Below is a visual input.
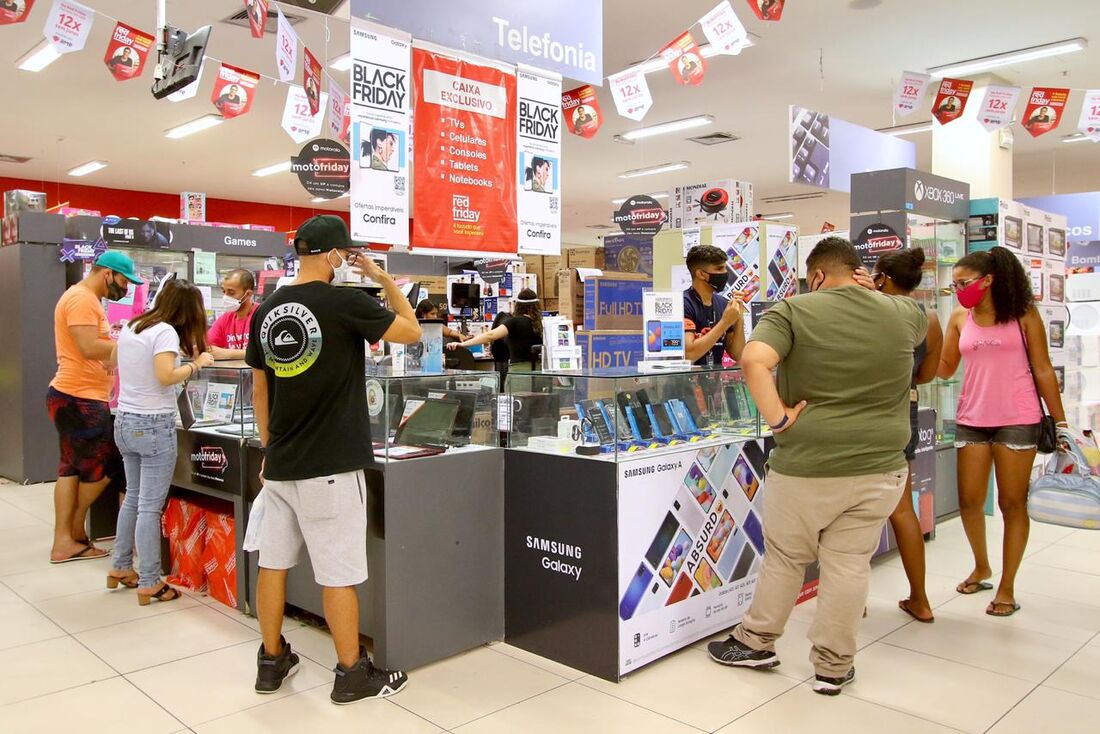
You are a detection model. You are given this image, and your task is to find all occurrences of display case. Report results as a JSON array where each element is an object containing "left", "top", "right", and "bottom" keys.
[
  {"left": 179, "top": 362, "right": 256, "bottom": 439},
  {"left": 365, "top": 366, "right": 500, "bottom": 461},
  {"left": 505, "top": 365, "right": 763, "bottom": 462}
]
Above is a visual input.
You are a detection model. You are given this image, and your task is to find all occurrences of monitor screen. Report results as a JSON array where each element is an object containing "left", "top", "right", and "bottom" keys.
[
  {"left": 394, "top": 398, "right": 460, "bottom": 447},
  {"left": 451, "top": 282, "right": 481, "bottom": 309}
]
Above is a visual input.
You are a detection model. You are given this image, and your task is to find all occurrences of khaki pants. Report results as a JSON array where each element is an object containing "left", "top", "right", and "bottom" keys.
[{"left": 733, "top": 468, "right": 906, "bottom": 678}]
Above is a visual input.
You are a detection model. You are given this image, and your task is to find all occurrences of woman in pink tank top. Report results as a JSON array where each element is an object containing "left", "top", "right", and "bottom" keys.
[{"left": 939, "top": 247, "right": 1066, "bottom": 618}]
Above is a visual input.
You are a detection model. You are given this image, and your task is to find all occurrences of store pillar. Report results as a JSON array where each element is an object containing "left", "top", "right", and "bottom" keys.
[{"left": 931, "top": 74, "right": 1014, "bottom": 200}]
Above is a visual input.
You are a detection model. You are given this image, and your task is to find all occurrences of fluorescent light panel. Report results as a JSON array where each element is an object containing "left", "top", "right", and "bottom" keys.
[
  {"left": 632, "top": 39, "right": 753, "bottom": 75},
  {"left": 616, "top": 115, "right": 714, "bottom": 142},
  {"left": 877, "top": 121, "right": 933, "bottom": 136},
  {"left": 618, "top": 161, "right": 690, "bottom": 179},
  {"left": 67, "top": 161, "right": 107, "bottom": 177},
  {"left": 611, "top": 192, "right": 669, "bottom": 205},
  {"left": 17, "top": 40, "right": 62, "bottom": 72},
  {"left": 1062, "top": 134, "right": 1094, "bottom": 144},
  {"left": 761, "top": 212, "right": 794, "bottom": 220},
  {"left": 329, "top": 52, "right": 352, "bottom": 71},
  {"left": 252, "top": 161, "right": 292, "bottom": 177},
  {"left": 928, "top": 37, "right": 1087, "bottom": 78},
  {"left": 164, "top": 114, "right": 224, "bottom": 139}
]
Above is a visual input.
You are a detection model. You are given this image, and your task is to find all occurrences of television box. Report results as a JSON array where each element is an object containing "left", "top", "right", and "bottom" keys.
[
  {"left": 576, "top": 330, "right": 645, "bottom": 370},
  {"left": 565, "top": 246, "right": 604, "bottom": 270},
  {"left": 557, "top": 269, "right": 586, "bottom": 326},
  {"left": 4, "top": 190, "right": 46, "bottom": 217},
  {"left": 583, "top": 272, "right": 651, "bottom": 331},
  {"left": 603, "top": 234, "right": 654, "bottom": 276}
]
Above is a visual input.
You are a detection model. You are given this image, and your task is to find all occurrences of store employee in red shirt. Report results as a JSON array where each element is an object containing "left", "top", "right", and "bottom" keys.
[
  {"left": 208, "top": 269, "right": 257, "bottom": 360},
  {"left": 684, "top": 245, "right": 746, "bottom": 366}
]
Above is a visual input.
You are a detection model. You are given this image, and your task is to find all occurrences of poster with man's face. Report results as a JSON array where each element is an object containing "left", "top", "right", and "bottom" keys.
[
  {"left": 211, "top": 63, "right": 259, "bottom": 119},
  {"left": 246, "top": 0, "right": 268, "bottom": 39},
  {"left": 104, "top": 22, "right": 154, "bottom": 81}
]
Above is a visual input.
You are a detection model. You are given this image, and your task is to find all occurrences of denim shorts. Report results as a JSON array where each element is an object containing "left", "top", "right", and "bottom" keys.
[{"left": 955, "top": 423, "right": 1040, "bottom": 451}]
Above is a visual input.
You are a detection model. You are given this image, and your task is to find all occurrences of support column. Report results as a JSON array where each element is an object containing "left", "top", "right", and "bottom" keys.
[{"left": 931, "top": 74, "right": 1014, "bottom": 200}]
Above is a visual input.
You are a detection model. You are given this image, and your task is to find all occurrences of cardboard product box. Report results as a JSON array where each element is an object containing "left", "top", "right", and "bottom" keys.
[
  {"left": 583, "top": 272, "right": 652, "bottom": 331},
  {"left": 540, "top": 256, "right": 562, "bottom": 297},
  {"left": 566, "top": 246, "right": 605, "bottom": 270},
  {"left": 603, "top": 234, "right": 654, "bottom": 276},
  {"left": 576, "top": 330, "right": 645, "bottom": 369},
  {"left": 412, "top": 274, "right": 449, "bottom": 295},
  {"left": 557, "top": 269, "right": 586, "bottom": 326},
  {"left": 3, "top": 189, "right": 46, "bottom": 217},
  {"left": 542, "top": 297, "right": 560, "bottom": 314},
  {"left": 520, "top": 255, "right": 543, "bottom": 281},
  {"left": 1044, "top": 258, "right": 1066, "bottom": 305}
]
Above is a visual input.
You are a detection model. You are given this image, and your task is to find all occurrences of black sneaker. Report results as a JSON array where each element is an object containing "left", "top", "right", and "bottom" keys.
[
  {"left": 331, "top": 648, "right": 409, "bottom": 705},
  {"left": 707, "top": 634, "right": 780, "bottom": 669},
  {"left": 813, "top": 667, "right": 856, "bottom": 696},
  {"left": 255, "top": 637, "right": 300, "bottom": 694}
]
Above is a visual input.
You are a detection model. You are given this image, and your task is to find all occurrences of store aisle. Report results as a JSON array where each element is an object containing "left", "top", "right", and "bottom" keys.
[{"left": 1, "top": 478, "right": 1098, "bottom": 734}]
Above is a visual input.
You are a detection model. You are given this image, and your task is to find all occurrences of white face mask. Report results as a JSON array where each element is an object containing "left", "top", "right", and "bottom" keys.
[
  {"left": 328, "top": 250, "right": 349, "bottom": 283},
  {"left": 221, "top": 294, "right": 243, "bottom": 311}
]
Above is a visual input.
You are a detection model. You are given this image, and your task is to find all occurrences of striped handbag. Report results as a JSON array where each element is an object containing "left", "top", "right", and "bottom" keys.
[{"left": 1028, "top": 430, "right": 1100, "bottom": 530}]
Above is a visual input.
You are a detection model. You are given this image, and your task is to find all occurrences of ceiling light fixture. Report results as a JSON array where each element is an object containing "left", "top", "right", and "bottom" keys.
[
  {"left": 67, "top": 161, "right": 108, "bottom": 177},
  {"left": 329, "top": 52, "right": 352, "bottom": 71},
  {"left": 877, "top": 121, "right": 933, "bottom": 136},
  {"left": 927, "top": 37, "right": 1087, "bottom": 78},
  {"left": 611, "top": 192, "right": 669, "bottom": 205},
  {"left": 614, "top": 115, "right": 714, "bottom": 144},
  {"left": 618, "top": 161, "right": 690, "bottom": 179},
  {"left": 631, "top": 39, "right": 754, "bottom": 75},
  {"left": 252, "top": 161, "right": 292, "bottom": 177},
  {"left": 1062, "top": 133, "right": 1094, "bottom": 144},
  {"left": 164, "top": 114, "right": 225, "bottom": 139},
  {"left": 17, "top": 39, "right": 62, "bottom": 72},
  {"left": 761, "top": 212, "right": 795, "bottom": 220}
]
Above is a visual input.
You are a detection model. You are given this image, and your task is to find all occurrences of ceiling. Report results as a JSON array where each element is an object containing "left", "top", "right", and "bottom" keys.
[{"left": 0, "top": 0, "right": 1097, "bottom": 242}]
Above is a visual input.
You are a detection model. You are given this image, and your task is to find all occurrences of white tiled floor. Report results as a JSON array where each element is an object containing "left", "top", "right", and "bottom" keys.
[{"left": 1, "top": 479, "right": 1098, "bottom": 734}]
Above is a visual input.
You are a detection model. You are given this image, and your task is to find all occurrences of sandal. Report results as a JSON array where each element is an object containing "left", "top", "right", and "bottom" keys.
[
  {"left": 956, "top": 580, "right": 993, "bottom": 595},
  {"left": 50, "top": 544, "right": 108, "bottom": 564},
  {"left": 138, "top": 583, "right": 181, "bottom": 606},
  {"left": 106, "top": 571, "right": 139, "bottom": 590},
  {"left": 986, "top": 601, "right": 1021, "bottom": 617},
  {"left": 899, "top": 599, "right": 935, "bottom": 623}
]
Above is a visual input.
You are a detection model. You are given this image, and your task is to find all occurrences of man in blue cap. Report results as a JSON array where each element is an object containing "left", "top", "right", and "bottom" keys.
[{"left": 48, "top": 251, "right": 143, "bottom": 564}]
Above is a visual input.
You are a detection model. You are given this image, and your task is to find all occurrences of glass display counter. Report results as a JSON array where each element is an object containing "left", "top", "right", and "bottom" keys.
[{"left": 179, "top": 361, "right": 256, "bottom": 440}]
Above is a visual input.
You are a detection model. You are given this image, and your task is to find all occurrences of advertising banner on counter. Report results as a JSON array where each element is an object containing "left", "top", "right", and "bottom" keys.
[
  {"left": 245, "top": 0, "right": 267, "bottom": 39},
  {"left": 0, "top": 0, "right": 35, "bottom": 25},
  {"left": 607, "top": 67, "right": 652, "bottom": 122},
  {"left": 976, "top": 84, "right": 1021, "bottom": 132},
  {"left": 104, "top": 22, "right": 153, "bottom": 81},
  {"left": 412, "top": 47, "right": 517, "bottom": 255},
  {"left": 563, "top": 85, "right": 602, "bottom": 139},
  {"left": 101, "top": 218, "right": 171, "bottom": 249},
  {"left": 701, "top": 1, "right": 749, "bottom": 55},
  {"left": 1022, "top": 87, "right": 1070, "bottom": 138},
  {"left": 932, "top": 78, "right": 973, "bottom": 126},
  {"left": 211, "top": 64, "right": 259, "bottom": 120},
  {"left": 893, "top": 71, "right": 932, "bottom": 118},
  {"left": 764, "top": 223, "right": 798, "bottom": 300},
  {"left": 303, "top": 47, "right": 323, "bottom": 117},
  {"left": 661, "top": 31, "right": 706, "bottom": 86},
  {"left": 281, "top": 86, "right": 328, "bottom": 144},
  {"left": 746, "top": 0, "right": 784, "bottom": 21},
  {"left": 642, "top": 291, "right": 684, "bottom": 359},
  {"left": 1078, "top": 90, "right": 1100, "bottom": 142},
  {"left": 349, "top": 20, "right": 411, "bottom": 247},
  {"left": 714, "top": 222, "right": 762, "bottom": 302},
  {"left": 45, "top": 0, "right": 94, "bottom": 53},
  {"left": 617, "top": 440, "right": 768, "bottom": 675},
  {"left": 517, "top": 65, "right": 562, "bottom": 256},
  {"left": 328, "top": 81, "right": 351, "bottom": 144},
  {"left": 275, "top": 7, "right": 297, "bottom": 83}
]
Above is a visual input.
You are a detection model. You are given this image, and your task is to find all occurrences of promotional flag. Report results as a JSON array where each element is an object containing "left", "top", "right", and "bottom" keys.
[
  {"left": 282, "top": 85, "right": 329, "bottom": 144},
  {"left": 517, "top": 65, "right": 562, "bottom": 256},
  {"left": 661, "top": 31, "right": 706, "bottom": 86},
  {"left": 893, "top": 71, "right": 932, "bottom": 118},
  {"left": 746, "top": 0, "right": 784, "bottom": 21},
  {"left": 607, "top": 67, "right": 652, "bottom": 122},
  {"left": 1021, "top": 87, "right": 1070, "bottom": 138},
  {"left": 328, "top": 81, "right": 351, "bottom": 144},
  {"left": 103, "top": 22, "right": 153, "bottom": 82},
  {"left": 244, "top": 0, "right": 267, "bottom": 39},
  {"left": 349, "top": 19, "right": 411, "bottom": 247},
  {"left": 700, "top": 1, "right": 749, "bottom": 55},
  {"left": 303, "top": 47, "right": 323, "bottom": 116},
  {"left": 976, "top": 85, "right": 1021, "bottom": 132},
  {"left": 45, "top": 0, "right": 93, "bottom": 54},
  {"left": 932, "top": 78, "right": 973, "bottom": 125},
  {"left": 211, "top": 63, "right": 259, "bottom": 120},
  {"left": 0, "top": 0, "right": 35, "bottom": 25},
  {"left": 1078, "top": 89, "right": 1100, "bottom": 142},
  {"left": 562, "top": 85, "right": 601, "bottom": 139},
  {"left": 275, "top": 7, "right": 297, "bottom": 83},
  {"left": 412, "top": 47, "right": 517, "bottom": 255}
]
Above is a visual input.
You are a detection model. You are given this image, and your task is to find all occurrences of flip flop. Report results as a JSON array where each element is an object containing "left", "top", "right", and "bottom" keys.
[
  {"left": 899, "top": 599, "right": 935, "bottom": 623},
  {"left": 50, "top": 544, "right": 108, "bottom": 564},
  {"left": 956, "top": 580, "right": 993, "bottom": 595},
  {"left": 986, "top": 601, "right": 1021, "bottom": 617}
]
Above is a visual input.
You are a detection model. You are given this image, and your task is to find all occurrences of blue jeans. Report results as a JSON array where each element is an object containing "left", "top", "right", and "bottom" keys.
[{"left": 112, "top": 412, "right": 177, "bottom": 588}]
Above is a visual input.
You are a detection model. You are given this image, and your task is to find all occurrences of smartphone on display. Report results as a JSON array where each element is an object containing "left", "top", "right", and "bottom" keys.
[
  {"left": 733, "top": 455, "right": 760, "bottom": 501},
  {"left": 644, "top": 512, "right": 680, "bottom": 569},
  {"left": 658, "top": 530, "right": 693, "bottom": 587},
  {"left": 730, "top": 542, "right": 756, "bottom": 582},
  {"left": 717, "top": 528, "right": 746, "bottom": 581},
  {"left": 635, "top": 578, "right": 671, "bottom": 616},
  {"left": 707, "top": 510, "right": 736, "bottom": 563},
  {"left": 665, "top": 572, "right": 694, "bottom": 606},
  {"left": 742, "top": 441, "right": 766, "bottom": 477},
  {"left": 618, "top": 392, "right": 653, "bottom": 439},
  {"left": 694, "top": 560, "right": 723, "bottom": 591},
  {"left": 683, "top": 463, "right": 716, "bottom": 512},
  {"left": 673, "top": 487, "right": 705, "bottom": 535},
  {"left": 646, "top": 320, "right": 662, "bottom": 353},
  {"left": 581, "top": 400, "right": 614, "bottom": 445},
  {"left": 619, "top": 564, "right": 654, "bottom": 621},
  {"left": 742, "top": 510, "right": 765, "bottom": 554}
]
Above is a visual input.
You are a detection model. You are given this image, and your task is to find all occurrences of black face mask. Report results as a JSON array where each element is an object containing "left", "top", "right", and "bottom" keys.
[
  {"left": 706, "top": 271, "right": 730, "bottom": 292},
  {"left": 106, "top": 276, "right": 127, "bottom": 302}
]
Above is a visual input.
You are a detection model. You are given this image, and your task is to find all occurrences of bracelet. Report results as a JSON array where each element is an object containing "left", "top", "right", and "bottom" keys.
[
  {"left": 187, "top": 363, "right": 197, "bottom": 378},
  {"left": 769, "top": 414, "right": 789, "bottom": 431}
]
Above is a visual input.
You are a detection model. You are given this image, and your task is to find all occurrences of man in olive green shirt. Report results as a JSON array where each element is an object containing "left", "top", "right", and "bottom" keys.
[{"left": 708, "top": 237, "right": 926, "bottom": 696}]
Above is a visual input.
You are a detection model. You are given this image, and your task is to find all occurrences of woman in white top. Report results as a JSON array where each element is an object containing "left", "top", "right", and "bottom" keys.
[{"left": 107, "top": 279, "right": 214, "bottom": 605}]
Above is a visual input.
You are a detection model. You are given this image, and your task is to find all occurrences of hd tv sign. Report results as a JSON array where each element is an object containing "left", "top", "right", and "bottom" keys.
[{"left": 350, "top": 0, "right": 604, "bottom": 85}]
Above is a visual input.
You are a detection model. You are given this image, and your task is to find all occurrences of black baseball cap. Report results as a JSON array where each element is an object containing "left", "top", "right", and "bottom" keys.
[{"left": 293, "top": 215, "right": 353, "bottom": 254}]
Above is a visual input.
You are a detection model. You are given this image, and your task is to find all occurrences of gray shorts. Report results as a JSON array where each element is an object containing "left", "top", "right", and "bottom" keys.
[
  {"left": 259, "top": 470, "right": 368, "bottom": 587},
  {"left": 955, "top": 423, "right": 1040, "bottom": 451}
]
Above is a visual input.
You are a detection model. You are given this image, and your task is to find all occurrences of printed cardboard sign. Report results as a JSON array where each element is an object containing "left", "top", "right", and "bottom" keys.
[
  {"left": 563, "top": 85, "right": 602, "bottom": 139},
  {"left": 1078, "top": 89, "right": 1100, "bottom": 142},
  {"left": 211, "top": 63, "right": 259, "bottom": 120},
  {"left": 104, "top": 22, "right": 153, "bottom": 81},
  {"left": 701, "top": 1, "right": 749, "bottom": 55},
  {"left": 661, "top": 31, "right": 706, "bottom": 86},
  {"left": 45, "top": 0, "right": 94, "bottom": 53},
  {"left": 0, "top": 0, "right": 35, "bottom": 26},
  {"left": 976, "top": 85, "right": 1021, "bottom": 132},
  {"left": 1021, "top": 87, "right": 1070, "bottom": 138},
  {"left": 608, "top": 67, "right": 652, "bottom": 122},
  {"left": 932, "top": 78, "right": 973, "bottom": 125},
  {"left": 746, "top": 0, "right": 784, "bottom": 21},
  {"left": 894, "top": 71, "right": 932, "bottom": 118},
  {"left": 245, "top": 0, "right": 268, "bottom": 39},
  {"left": 303, "top": 46, "right": 323, "bottom": 117}
]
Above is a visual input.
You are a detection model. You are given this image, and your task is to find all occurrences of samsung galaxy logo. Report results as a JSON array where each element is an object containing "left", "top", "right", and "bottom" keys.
[
  {"left": 623, "top": 460, "right": 682, "bottom": 479},
  {"left": 526, "top": 536, "right": 582, "bottom": 559},
  {"left": 224, "top": 236, "right": 257, "bottom": 248}
]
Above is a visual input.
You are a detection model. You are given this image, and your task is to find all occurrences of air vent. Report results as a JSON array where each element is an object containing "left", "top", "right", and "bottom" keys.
[
  {"left": 223, "top": 7, "right": 305, "bottom": 33},
  {"left": 0, "top": 154, "right": 32, "bottom": 164},
  {"left": 687, "top": 132, "right": 740, "bottom": 146}
]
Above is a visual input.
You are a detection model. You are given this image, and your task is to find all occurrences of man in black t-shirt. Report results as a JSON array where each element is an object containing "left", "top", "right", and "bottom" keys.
[
  {"left": 246, "top": 215, "right": 421, "bottom": 705},
  {"left": 683, "top": 245, "right": 746, "bottom": 366}
]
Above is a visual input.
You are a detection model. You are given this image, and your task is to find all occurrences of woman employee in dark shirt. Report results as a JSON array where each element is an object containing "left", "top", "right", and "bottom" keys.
[{"left": 447, "top": 289, "right": 542, "bottom": 371}]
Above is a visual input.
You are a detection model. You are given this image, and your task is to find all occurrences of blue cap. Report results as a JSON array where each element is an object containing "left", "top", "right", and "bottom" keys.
[{"left": 94, "top": 251, "right": 144, "bottom": 284}]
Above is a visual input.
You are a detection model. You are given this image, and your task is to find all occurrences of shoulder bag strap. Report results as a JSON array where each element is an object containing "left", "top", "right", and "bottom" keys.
[{"left": 1016, "top": 318, "right": 1049, "bottom": 419}]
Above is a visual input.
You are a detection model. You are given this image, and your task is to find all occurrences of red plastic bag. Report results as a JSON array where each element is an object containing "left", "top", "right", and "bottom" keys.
[
  {"left": 202, "top": 509, "right": 237, "bottom": 609},
  {"left": 162, "top": 498, "right": 207, "bottom": 592}
]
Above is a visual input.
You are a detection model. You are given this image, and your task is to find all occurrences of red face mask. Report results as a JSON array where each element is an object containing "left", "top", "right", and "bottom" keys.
[{"left": 955, "top": 279, "right": 986, "bottom": 309}]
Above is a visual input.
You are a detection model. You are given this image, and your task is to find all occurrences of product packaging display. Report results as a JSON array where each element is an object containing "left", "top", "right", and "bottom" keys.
[{"left": 177, "top": 363, "right": 256, "bottom": 439}]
